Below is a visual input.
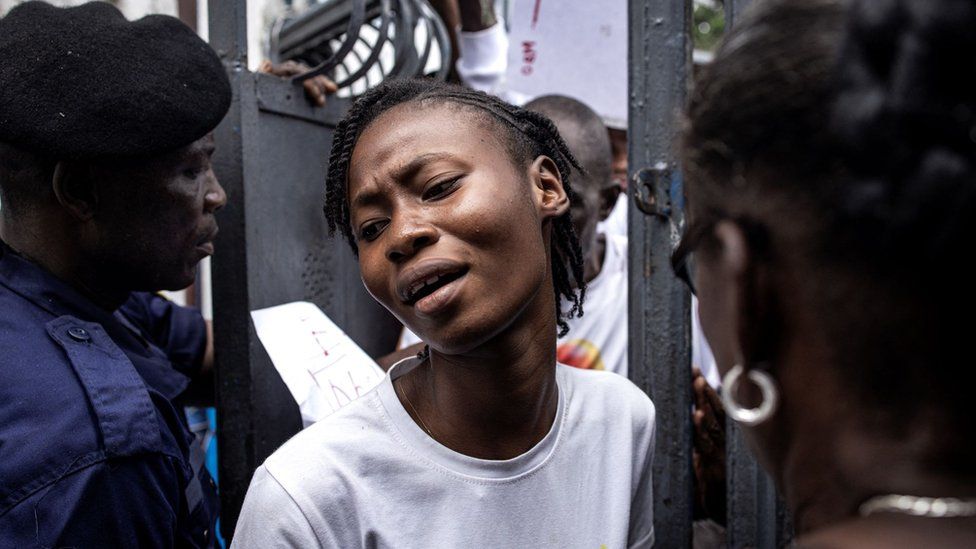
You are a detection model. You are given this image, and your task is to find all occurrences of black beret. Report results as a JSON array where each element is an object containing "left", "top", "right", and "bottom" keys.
[{"left": 0, "top": 1, "right": 231, "bottom": 160}]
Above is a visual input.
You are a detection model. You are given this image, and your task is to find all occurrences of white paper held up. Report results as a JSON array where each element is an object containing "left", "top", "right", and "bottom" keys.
[
  {"left": 250, "top": 301, "right": 385, "bottom": 427},
  {"left": 505, "top": 0, "right": 627, "bottom": 128}
]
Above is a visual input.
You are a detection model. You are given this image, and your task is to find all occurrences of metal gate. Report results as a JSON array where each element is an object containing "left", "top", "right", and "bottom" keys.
[
  {"left": 208, "top": 4, "right": 384, "bottom": 539},
  {"left": 207, "top": 0, "right": 453, "bottom": 539},
  {"left": 628, "top": 0, "right": 792, "bottom": 546}
]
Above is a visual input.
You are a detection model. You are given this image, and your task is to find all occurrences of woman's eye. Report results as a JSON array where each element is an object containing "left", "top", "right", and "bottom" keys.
[
  {"left": 422, "top": 177, "right": 461, "bottom": 201},
  {"left": 359, "top": 220, "right": 389, "bottom": 242}
]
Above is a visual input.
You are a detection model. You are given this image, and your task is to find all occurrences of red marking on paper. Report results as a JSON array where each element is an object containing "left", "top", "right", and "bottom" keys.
[
  {"left": 531, "top": 0, "right": 542, "bottom": 29},
  {"left": 521, "top": 40, "right": 537, "bottom": 76}
]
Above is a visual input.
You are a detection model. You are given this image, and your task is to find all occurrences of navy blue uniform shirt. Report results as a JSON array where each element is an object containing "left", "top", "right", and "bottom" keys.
[{"left": 0, "top": 241, "right": 218, "bottom": 547}]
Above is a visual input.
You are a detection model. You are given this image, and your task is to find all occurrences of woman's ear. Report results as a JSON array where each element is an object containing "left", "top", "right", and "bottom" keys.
[
  {"left": 51, "top": 161, "right": 98, "bottom": 221},
  {"left": 530, "top": 155, "right": 569, "bottom": 219},
  {"left": 710, "top": 221, "right": 780, "bottom": 368}
]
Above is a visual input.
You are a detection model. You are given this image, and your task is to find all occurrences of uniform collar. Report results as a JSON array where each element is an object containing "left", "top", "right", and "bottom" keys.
[{"left": 0, "top": 239, "right": 117, "bottom": 321}]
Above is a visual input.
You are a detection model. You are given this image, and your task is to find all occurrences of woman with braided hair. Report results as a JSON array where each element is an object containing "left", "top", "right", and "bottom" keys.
[
  {"left": 233, "top": 80, "right": 656, "bottom": 547},
  {"left": 679, "top": 0, "right": 976, "bottom": 545}
]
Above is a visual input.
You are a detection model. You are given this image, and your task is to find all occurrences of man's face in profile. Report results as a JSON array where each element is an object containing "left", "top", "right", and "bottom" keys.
[{"left": 84, "top": 134, "right": 225, "bottom": 291}]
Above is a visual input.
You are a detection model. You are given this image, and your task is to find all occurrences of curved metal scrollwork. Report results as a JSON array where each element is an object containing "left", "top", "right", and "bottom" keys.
[{"left": 271, "top": 0, "right": 452, "bottom": 96}]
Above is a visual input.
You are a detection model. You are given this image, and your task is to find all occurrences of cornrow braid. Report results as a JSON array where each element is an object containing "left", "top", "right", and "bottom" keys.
[{"left": 324, "top": 79, "right": 586, "bottom": 336}]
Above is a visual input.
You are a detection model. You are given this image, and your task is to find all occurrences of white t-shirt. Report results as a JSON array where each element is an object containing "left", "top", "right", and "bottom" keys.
[
  {"left": 556, "top": 233, "right": 628, "bottom": 376},
  {"left": 232, "top": 357, "right": 656, "bottom": 549},
  {"left": 691, "top": 296, "right": 721, "bottom": 389}
]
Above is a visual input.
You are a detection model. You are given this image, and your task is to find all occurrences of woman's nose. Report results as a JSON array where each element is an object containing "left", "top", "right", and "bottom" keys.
[{"left": 385, "top": 218, "right": 439, "bottom": 263}]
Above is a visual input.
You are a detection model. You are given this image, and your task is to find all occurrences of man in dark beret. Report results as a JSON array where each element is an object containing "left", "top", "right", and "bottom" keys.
[{"left": 0, "top": 2, "right": 231, "bottom": 546}]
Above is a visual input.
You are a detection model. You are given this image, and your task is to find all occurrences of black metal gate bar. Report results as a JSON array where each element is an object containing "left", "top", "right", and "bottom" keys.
[
  {"left": 628, "top": 0, "right": 694, "bottom": 546},
  {"left": 721, "top": 1, "right": 794, "bottom": 546},
  {"left": 726, "top": 421, "right": 794, "bottom": 547},
  {"left": 207, "top": 0, "right": 256, "bottom": 537},
  {"left": 724, "top": 0, "right": 750, "bottom": 26},
  {"left": 208, "top": 0, "right": 403, "bottom": 540}
]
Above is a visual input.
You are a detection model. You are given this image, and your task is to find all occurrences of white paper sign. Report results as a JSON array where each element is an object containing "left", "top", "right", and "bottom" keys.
[
  {"left": 505, "top": 0, "right": 628, "bottom": 128},
  {"left": 250, "top": 301, "right": 385, "bottom": 427}
]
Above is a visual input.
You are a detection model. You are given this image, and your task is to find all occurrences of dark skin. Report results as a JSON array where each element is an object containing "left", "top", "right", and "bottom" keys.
[
  {"left": 348, "top": 103, "right": 570, "bottom": 459},
  {"left": 692, "top": 219, "right": 976, "bottom": 546},
  {"left": 693, "top": 366, "right": 726, "bottom": 523},
  {"left": 0, "top": 134, "right": 224, "bottom": 400},
  {"left": 428, "top": 0, "right": 498, "bottom": 83},
  {"left": 376, "top": 100, "right": 618, "bottom": 368},
  {"left": 258, "top": 60, "right": 338, "bottom": 107},
  {"left": 565, "top": 149, "right": 612, "bottom": 286},
  {"left": 607, "top": 127, "right": 628, "bottom": 193}
]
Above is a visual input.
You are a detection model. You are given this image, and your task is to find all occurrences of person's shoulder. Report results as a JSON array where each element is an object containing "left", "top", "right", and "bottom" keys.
[
  {"left": 0, "top": 284, "right": 51, "bottom": 340},
  {"left": 262, "top": 389, "right": 394, "bottom": 488},
  {"left": 233, "top": 464, "right": 325, "bottom": 547},
  {"left": 252, "top": 390, "right": 395, "bottom": 542},
  {"left": 558, "top": 365, "right": 655, "bottom": 422},
  {"left": 0, "top": 287, "right": 101, "bottom": 442}
]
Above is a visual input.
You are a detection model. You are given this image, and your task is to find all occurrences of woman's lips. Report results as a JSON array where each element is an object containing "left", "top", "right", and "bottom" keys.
[
  {"left": 414, "top": 271, "right": 467, "bottom": 317},
  {"left": 396, "top": 258, "right": 468, "bottom": 303}
]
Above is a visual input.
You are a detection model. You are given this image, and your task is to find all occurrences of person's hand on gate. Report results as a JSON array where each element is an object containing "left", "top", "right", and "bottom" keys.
[
  {"left": 258, "top": 60, "right": 338, "bottom": 107},
  {"left": 692, "top": 367, "right": 727, "bottom": 524}
]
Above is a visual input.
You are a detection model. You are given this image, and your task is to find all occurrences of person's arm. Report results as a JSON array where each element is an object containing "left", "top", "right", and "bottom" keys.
[
  {"left": 628, "top": 390, "right": 657, "bottom": 549},
  {"left": 458, "top": 0, "right": 497, "bottom": 32},
  {"left": 428, "top": 0, "right": 499, "bottom": 85},
  {"left": 693, "top": 367, "right": 727, "bottom": 525},
  {"left": 120, "top": 292, "right": 214, "bottom": 405},
  {"left": 258, "top": 60, "right": 338, "bottom": 107},
  {"left": 452, "top": 0, "right": 508, "bottom": 94},
  {"left": 2, "top": 457, "right": 184, "bottom": 548}
]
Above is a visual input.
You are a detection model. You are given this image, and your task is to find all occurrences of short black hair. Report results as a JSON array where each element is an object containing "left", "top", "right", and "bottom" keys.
[
  {"left": 524, "top": 95, "right": 612, "bottom": 193},
  {"left": 324, "top": 79, "right": 586, "bottom": 336},
  {"left": 683, "top": 0, "right": 976, "bottom": 452},
  {"left": 0, "top": 141, "right": 56, "bottom": 220}
]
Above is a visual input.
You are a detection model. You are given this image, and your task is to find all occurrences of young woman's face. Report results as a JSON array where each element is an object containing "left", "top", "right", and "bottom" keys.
[{"left": 347, "top": 103, "right": 566, "bottom": 354}]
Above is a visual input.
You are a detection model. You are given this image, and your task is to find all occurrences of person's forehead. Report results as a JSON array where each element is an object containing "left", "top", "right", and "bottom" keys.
[
  {"left": 94, "top": 134, "right": 215, "bottom": 182},
  {"left": 349, "top": 102, "right": 508, "bottom": 179},
  {"left": 137, "top": 134, "right": 215, "bottom": 165}
]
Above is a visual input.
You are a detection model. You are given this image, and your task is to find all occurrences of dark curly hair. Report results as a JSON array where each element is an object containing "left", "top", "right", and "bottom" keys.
[
  {"left": 682, "top": 0, "right": 975, "bottom": 455},
  {"left": 323, "top": 79, "right": 586, "bottom": 336}
]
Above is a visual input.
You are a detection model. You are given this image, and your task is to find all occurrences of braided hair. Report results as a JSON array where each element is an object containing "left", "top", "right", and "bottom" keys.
[
  {"left": 682, "top": 0, "right": 976, "bottom": 445},
  {"left": 324, "top": 79, "right": 586, "bottom": 336}
]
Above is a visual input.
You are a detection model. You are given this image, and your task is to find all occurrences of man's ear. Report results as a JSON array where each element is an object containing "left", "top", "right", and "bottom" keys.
[
  {"left": 598, "top": 184, "right": 622, "bottom": 221},
  {"left": 530, "top": 155, "right": 569, "bottom": 219},
  {"left": 51, "top": 161, "right": 98, "bottom": 221}
]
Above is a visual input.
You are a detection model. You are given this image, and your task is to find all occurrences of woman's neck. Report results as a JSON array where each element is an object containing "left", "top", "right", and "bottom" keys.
[
  {"left": 396, "top": 296, "right": 560, "bottom": 460},
  {"left": 789, "top": 430, "right": 976, "bottom": 532},
  {"left": 780, "top": 378, "right": 976, "bottom": 534},
  {"left": 759, "top": 340, "right": 976, "bottom": 536}
]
